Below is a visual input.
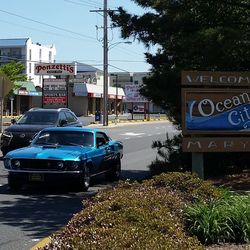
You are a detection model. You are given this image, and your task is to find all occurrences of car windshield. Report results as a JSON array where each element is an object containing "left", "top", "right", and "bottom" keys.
[
  {"left": 17, "top": 112, "right": 58, "bottom": 125},
  {"left": 33, "top": 131, "right": 94, "bottom": 147}
]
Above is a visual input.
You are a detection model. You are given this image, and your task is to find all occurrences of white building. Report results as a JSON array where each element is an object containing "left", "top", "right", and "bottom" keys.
[{"left": 0, "top": 38, "right": 56, "bottom": 86}]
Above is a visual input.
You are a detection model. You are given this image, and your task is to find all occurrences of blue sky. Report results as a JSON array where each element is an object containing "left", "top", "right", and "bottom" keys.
[{"left": 0, "top": 0, "right": 155, "bottom": 73}]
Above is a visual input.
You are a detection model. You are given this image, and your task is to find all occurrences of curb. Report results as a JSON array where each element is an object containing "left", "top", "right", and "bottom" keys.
[
  {"left": 30, "top": 237, "right": 51, "bottom": 250},
  {"left": 90, "top": 117, "right": 167, "bottom": 125}
]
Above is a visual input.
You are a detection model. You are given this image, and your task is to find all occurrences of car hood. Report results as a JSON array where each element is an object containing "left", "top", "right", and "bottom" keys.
[
  {"left": 5, "top": 145, "right": 93, "bottom": 161},
  {"left": 5, "top": 124, "right": 53, "bottom": 133}
]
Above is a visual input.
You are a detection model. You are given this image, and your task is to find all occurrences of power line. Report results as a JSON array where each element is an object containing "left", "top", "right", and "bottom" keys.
[
  {"left": 0, "top": 8, "right": 96, "bottom": 41},
  {"left": 64, "top": 0, "right": 100, "bottom": 8},
  {"left": 109, "top": 64, "right": 131, "bottom": 73},
  {"left": 0, "top": 19, "right": 97, "bottom": 43}
]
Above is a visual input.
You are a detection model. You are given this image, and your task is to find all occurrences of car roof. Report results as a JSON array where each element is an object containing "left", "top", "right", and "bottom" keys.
[
  {"left": 40, "top": 127, "right": 102, "bottom": 133},
  {"left": 27, "top": 108, "right": 72, "bottom": 113}
]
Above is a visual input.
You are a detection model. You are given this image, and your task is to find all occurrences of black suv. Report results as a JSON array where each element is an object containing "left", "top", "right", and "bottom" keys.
[{"left": 1, "top": 108, "right": 82, "bottom": 156}]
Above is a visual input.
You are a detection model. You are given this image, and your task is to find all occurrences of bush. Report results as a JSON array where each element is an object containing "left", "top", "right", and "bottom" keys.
[
  {"left": 44, "top": 172, "right": 220, "bottom": 250},
  {"left": 184, "top": 192, "right": 250, "bottom": 245},
  {"left": 149, "top": 133, "right": 191, "bottom": 175},
  {"left": 44, "top": 173, "right": 249, "bottom": 250}
]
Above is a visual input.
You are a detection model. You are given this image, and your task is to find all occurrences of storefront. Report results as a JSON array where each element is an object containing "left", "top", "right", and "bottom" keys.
[
  {"left": 72, "top": 83, "right": 125, "bottom": 116},
  {"left": 11, "top": 81, "right": 42, "bottom": 115}
]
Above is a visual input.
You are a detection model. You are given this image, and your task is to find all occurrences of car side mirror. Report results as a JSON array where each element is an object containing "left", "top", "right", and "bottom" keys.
[
  {"left": 59, "top": 119, "right": 67, "bottom": 127},
  {"left": 11, "top": 118, "right": 16, "bottom": 124}
]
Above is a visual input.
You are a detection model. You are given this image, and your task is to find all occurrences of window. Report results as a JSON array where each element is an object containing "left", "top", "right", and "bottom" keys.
[
  {"left": 17, "top": 111, "right": 58, "bottom": 125},
  {"left": 96, "top": 132, "right": 109, "bottom": 147},
  {"left": 64, "top": 111, "right": 77, "bottom": 123},
  {"left": 59, "top": 111, "right": 67, "bottom": 123},
  {"left": 29, "top": 63, "right": 31, "bottom": 74},
  {"left": 34, "top": 131, "right": 94, "bottom": 147},
  {"left": 29, "top": 49, "right": 32, "bottom": 61}
]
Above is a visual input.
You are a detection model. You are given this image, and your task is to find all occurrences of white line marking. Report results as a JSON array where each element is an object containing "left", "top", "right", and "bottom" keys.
[{"left": 121, "top": 132, "right": 145, "bottom": 136}]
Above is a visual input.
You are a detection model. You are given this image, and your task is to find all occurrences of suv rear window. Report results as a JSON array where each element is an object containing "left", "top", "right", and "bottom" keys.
[{"left": 17, "top": 111, "right": 58, "bottom": 125}]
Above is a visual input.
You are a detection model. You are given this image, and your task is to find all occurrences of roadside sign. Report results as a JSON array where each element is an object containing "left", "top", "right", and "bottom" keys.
[
  {"left": 34, "top": 63, "right": 77, "bottom": 75},
  {"left": 0, "top": 73, "right": 13, "bottom": 98}
]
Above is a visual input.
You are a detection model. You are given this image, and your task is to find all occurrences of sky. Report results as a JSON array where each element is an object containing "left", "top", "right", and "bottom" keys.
[{"left": 0, "top": 0, "right": 155, "bottom": 73}]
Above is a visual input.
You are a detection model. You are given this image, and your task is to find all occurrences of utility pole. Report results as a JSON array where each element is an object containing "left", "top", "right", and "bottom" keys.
[
  {"left": 90, "top": 0, "right": 110, "bottom": 126},
  {"left": 90, "top": 3, "right": 130, "bottom": 126},
  {"left": 103, "top": 0, "right": 108, "bottom": 126}
]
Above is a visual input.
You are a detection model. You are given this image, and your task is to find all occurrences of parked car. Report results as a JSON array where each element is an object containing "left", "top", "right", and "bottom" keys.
[
  {"left": 3, "top": 127, "right": 123, "bottom": 191},
  {"left": 1, "top": 108, "right": 82, "bottom": 156}
]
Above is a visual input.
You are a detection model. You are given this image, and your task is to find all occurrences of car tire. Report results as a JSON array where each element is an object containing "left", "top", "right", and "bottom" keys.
[
  {"left": 80, "top": 164, "right": 90, "bottom": 192},
  {"left": 8, "top": 175, "right": 22, "bottom": 190},
  {"left": 106, "top": 157, "right": 121, "bottom": 182}
]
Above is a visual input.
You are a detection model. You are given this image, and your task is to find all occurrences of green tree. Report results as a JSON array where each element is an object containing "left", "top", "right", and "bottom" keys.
[
  {"left": 0, "top": 61, "right": 27, "bottom": 84},
  {"left": 0, "top": 61, "right": 27, "bottom": 111},
  {"left": 110, "top": 0, "right": 250, "bottom": 125}
]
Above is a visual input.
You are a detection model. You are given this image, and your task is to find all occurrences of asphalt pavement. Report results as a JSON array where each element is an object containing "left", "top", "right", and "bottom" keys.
[{"left": 1, "top": 113, "right": 167, "bottom": 131}]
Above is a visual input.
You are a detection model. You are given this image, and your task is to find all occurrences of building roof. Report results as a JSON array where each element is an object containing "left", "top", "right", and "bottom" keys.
[
  {"left": 0, "top": 38, "right": 29, "bottom": 47},
  {"left": 14, "top": 81, "right": 42, "bottom": 96},
  {"left": 75, "top": 62, "right": 101, "bottom": 73}
]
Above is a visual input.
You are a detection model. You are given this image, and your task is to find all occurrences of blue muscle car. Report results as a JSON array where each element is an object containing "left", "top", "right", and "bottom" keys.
[{"left": 4, "top": 127, "right": 123, "bottom": 191}]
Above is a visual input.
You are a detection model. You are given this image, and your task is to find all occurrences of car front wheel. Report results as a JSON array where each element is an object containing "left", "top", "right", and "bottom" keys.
[
  {"left": 80, "top": 165, "right": 90, "bottom": 192},
  {"left": 106, "top": 158, "right": 121, "bottom": 181}
]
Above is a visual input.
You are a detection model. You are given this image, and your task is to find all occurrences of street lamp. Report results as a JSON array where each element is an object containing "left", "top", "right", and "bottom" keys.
[{"left": 102, "top": 40, "right": 132, "bottom": 126}]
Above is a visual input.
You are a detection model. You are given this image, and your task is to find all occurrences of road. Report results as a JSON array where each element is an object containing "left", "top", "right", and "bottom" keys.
[{"left": 0, "top": 120, "right": 178, "bottom": 250}]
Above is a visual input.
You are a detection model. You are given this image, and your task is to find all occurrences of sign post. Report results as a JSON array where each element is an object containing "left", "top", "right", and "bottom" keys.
[{"left": 0, "top": 74, "right": 13, "bottom": 133}]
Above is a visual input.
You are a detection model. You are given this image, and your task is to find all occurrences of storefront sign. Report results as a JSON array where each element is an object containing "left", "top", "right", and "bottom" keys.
[
  {"left": 43, "top": 79, "right": 67, "bottom": 91},
  {"left": 43, "top": 79, "right": 67, "bottom": 108},
  {"left": 183, "top": 137, "right": 250, "bottom": 152},
  {"left": 18, "top": 90, "right": 29, "bottom": 95},
  {"left": 182, "top": 71, "right": 250, "bottom": 86},
  {"left": 43, "top": 95, "right": 67, "bottom": 104},
  {"left": 133, "top": 105, "right": 144, "bottom": 113},
  {"left": 182, "top": 88, "right": 250, "bottom": 135},
  {"left": 124, "top": 84, "right": 148, "bottom": 102},
  {"left": 35, "top": 63, "right": 77, "bottom": 75}
]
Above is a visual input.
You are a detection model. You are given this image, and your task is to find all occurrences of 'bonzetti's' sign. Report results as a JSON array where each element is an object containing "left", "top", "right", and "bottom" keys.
[
  {"left": 182, "top": 88, "right": 250, "bottom": 135},
  {"left": 182, "top": 71, "right": 250, "bottom": 86},
  {"left": 34, "top": 63, "right": 77, "bottom": 75}
]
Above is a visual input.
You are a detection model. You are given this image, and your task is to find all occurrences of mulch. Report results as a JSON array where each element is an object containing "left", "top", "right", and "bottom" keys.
[{"left": 208, "top": 169, "right": 250, "bottom": 193}]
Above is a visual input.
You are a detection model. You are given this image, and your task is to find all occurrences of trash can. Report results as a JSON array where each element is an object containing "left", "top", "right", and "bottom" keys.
[{"left": 95, "top": 111, "right": 101, "bottom": 122}]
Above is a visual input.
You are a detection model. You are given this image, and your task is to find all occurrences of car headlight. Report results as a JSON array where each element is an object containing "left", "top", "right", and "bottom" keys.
[
  {"left": 57, "top": 161, "right": 65, "bottom": 170},
  {"left": 13, "top": 160, "right": 20, "bottom": 169},
  {"left": 4, "top": 158, "right": 11, "bottom": 169},
  {"left": 2, "top": 131, "right": 13, "bottom": 138},
  {"left": 67, "top": 161, "right": 80, "bottom": 171}
]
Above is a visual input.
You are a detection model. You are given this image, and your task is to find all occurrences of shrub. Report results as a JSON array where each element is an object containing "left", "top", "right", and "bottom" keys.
[
  {"left": 44, "top": 173, "right": 247, "bottom": 250},
  {"left": 149, "top": 133, "right": 191, "bottom": 175},
  {"left": 43, "top": 173, "right": 213, "bottom": 250},
  {"left": 184, "top": 192, "right": 250, "bottom": 245}
]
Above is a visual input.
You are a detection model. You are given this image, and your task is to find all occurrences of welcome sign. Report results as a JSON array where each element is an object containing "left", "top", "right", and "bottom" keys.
[{"left": 182, "top": 88, "right": 250, "bottom": 135}]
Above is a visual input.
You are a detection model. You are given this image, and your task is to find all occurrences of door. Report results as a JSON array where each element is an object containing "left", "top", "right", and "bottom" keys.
[{"left": 95, "top": 132, "right": 114, "bottom": 172}]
